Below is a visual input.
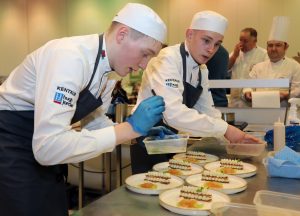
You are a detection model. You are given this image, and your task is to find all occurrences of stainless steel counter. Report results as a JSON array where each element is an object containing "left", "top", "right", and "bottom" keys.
[{"left": 76, "top": 138, "right": 300, "bottom": 216}]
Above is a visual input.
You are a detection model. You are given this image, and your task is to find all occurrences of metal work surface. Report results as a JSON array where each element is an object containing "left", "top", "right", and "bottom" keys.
[{"left": 76, "top": 138, "right": 300, "bottom": 216}]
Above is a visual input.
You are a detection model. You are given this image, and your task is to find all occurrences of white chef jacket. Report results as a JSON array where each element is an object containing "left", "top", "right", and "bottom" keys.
[
  {"left": 243, "top": 57, "right": 300, "bottom": 98},
  {"left": 135, "top": 43, "right": 228, "bottom": 137},
  {"left": 0, "top": 34, "right": 118, "bottom": 165},
  {"left": 230, "top": 47, "right": 268, "bottom": 106},
  {"left": 230, "top": 46, "right": 268, "bottom": 79}
]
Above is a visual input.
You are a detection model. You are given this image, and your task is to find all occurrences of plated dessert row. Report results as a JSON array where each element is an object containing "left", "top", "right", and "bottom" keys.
[
  {"left": 173, "top": 151, "right": 219, "bottom": 164},
  {"left": 125, "top": 152, "right": 258, "bottom": 215},
  {"left": 153, "top": 157, "right": 257, "bottom": 179}
]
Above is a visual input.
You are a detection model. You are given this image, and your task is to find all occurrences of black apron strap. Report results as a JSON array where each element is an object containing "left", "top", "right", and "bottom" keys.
[
  {"left": 179, "top": 42, "right": 203, "bottom": 108},
  {"left": 180, "top": 42, "right": 188, "bottom": 105},
  {"left": 86, "top": 34, "right": 103, "bottom": 89},
  {"left": 71, "top": 34, "right": 104, "bottom": 124}
]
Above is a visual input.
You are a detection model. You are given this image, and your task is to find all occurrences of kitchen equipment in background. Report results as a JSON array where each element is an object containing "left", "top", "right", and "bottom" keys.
[
  {"left": 252, "top": 91, "right": 280, "bottom": 108},
  {"left": 222, "top": 112, "right": 248, "bottom": 130},
  {"left": 222, "top": 112, "right": 235, "bottom": 124}
]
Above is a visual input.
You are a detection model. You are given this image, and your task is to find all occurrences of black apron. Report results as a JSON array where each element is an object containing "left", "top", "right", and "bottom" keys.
[
  {"left": 130, "top": 43, "right": 204, "bottom": 174},
  {"left": 0, "top": 34, "right": 104, "bottom": 216},
  {"left": 159, "top": 42, "right": 204, "bottom": 131}
]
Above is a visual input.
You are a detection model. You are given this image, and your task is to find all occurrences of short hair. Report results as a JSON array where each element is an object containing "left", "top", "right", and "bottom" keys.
[{"left": 241, "top": 27, "right": 258, "bottom": 39}]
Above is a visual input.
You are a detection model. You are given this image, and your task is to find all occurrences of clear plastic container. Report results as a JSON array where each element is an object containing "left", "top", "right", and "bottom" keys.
[
  {"left": 211, "top": 202, "right": 279, "bottom": 216},
  {"left": 246, "top": 131, "right": 266, "bottom": 141},
  {"left": 225, "top": 142, "right": 266, "bottom": 157},
  {"left": 253, "top": 190, "right": 300, "bottom": 216},
  {"left": 143, "top": 134, "right": 188, "bottom": 155}
]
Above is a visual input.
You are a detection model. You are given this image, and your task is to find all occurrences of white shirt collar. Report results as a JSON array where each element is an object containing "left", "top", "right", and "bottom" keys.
[
  {"left": 184, "top": 41, "right": 199, "bottom": 69},
  {"left": 102, "top": 34, "right": 112, "bottom": 72}
]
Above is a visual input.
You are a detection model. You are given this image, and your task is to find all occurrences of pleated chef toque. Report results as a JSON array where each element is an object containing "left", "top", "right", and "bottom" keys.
[
  {"left": 190, "top": 10, "right": 228, "bottom": 36},
  {"left": 268, "top": 16, "right": 290, "bottom": 43},
  {"left": 113, "top": 3, "right": 167, "bottom": 44}
]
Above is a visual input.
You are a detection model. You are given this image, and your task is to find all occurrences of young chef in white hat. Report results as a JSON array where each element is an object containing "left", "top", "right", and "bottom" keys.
[
  {"left": 244, "top": 16, "right": 300, "bottom": 106},
  {"left": 131, "top": 10, "right": 259, "bottom": 174},
  {"left": 0, "top": 3, "right": 170, "bottom": 215}
]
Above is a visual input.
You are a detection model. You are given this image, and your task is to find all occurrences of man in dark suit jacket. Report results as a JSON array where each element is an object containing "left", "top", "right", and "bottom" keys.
[{"left": 207, "top": 45, "right": 229, "bottom": 107}]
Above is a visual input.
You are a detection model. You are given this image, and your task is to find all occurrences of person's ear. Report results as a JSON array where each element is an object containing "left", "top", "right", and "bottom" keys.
[
  {"left": 116, "top": 26, "right": 129, "bottom": 44},
  {"left": 186, "top": 29, "right": 193, "bottom": 41},
  {"left": 284, "top": 43, "right": 289, "bottom": 50}
]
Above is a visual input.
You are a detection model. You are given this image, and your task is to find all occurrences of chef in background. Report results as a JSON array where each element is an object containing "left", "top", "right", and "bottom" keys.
[
  {"left": 0, "top": 3, "right": 170, "bottom": 216},
  {"left": 131, "top": 11, "right": 259, "bottom": 174},
  {"left": 243, "top": 16, "right": 300, "bottom": 106},
  {"left": 229, "top": 27, "right": 268, "bottom": 107}
]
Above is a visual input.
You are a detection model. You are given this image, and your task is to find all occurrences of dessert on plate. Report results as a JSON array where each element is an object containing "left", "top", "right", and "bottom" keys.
[
  {"left": 219, "top": 159, "right": 243, "bottom": 174},
  {"left": 201, "top": 171, "right": 229, "bottom": 189},
  {"left": 186, "top": 151, "right": 207, "bottom": 161},
  {"left": 140, "top": 171, "right": 171, "bottom": 189},
  {"left": 168, "top": 159, "right": 192, "bottom": 176},
  {"left": 177, "top": 186, "right": 212, "bottom": 208}
]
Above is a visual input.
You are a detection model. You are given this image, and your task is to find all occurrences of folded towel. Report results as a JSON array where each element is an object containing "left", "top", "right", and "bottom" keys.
[
  {"left": 274, "top": 146, "right": 300, "bottom": 164},
  {"left": 266, "top": 146, "right": 300, "bottom": 178}
]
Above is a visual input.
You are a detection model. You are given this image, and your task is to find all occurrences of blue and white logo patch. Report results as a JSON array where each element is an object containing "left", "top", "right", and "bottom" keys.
[
  {"left": 165, "top": 78, "right": 179, "bottom": 88},
  {"left": 53, "top": 92, "right": 64, "bottom": 104},
  {"left": 53, "top": 86, "right": 76, "bottom": 107}
]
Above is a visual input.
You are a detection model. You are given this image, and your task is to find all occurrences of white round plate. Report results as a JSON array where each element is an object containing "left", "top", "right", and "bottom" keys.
[
  {"left": 153, "top": 162, "right": 203, "bottom": 179},
  {"left": 173, "top": 153, "right": 219, "bottom": 165},
  {"left": 185, "top": 173, "right": 247, "bottom": 194},
  {"left": 204, "top": 161, "right": 257, "bottom": 178},
  {"left": 125, "top": 173, "right": 184, "bottom": 195},
  {"left": 159, "top": 187, "right": 230, "bottom": 216}
]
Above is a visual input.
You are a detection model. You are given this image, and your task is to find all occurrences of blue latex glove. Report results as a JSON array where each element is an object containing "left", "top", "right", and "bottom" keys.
[
  {"left": 147, "top": 126, "right": 175, "bottom": 139},
  {"left": 127, "top": 96, "right": 165, "bottom": 135}
]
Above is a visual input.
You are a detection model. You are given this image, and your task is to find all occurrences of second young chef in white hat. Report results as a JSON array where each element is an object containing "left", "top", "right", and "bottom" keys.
[{"left": 131, "top": 10, "right": 259, "bottom": 174}]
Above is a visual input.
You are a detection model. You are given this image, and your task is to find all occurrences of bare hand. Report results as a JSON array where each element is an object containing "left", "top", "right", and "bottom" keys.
[
  {"left": 280, "top": 91, "right": 289, "bottom": 101},
  {"left": 224, "top": 125, "right": 260, "bottom": 144},
  {"left": 232, "top": 43, "right": 241, "bottom": 58},
  {"left": 244, "top": 92, "right": 252, "bottom": 102}
]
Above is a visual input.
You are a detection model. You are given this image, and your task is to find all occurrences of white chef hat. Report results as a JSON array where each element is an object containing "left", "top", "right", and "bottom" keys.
[
  {"left": 190, "top": 10, "right": 228, "bottom": 35},
  {"left": 113, "top": 3, "right": 167, "bottom": 43},
  {"left": 268, "top": 16, "right": 290, "bottom": 43}
]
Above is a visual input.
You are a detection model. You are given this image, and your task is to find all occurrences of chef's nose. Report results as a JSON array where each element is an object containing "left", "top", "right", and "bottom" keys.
[
  {"left": 207, "top": 44, "right": 216, "bottom": 54},
  {"left": 139, "top": 59, "right": 149, "bottom": 70}
]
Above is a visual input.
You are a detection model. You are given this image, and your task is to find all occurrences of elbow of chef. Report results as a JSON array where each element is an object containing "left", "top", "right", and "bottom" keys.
[{"left": 32, "top": 136, "right": 63, "bottom": 166}]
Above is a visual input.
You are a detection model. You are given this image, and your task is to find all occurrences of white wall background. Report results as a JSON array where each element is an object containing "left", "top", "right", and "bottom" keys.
[{"left": 1, "top": 0, "right": 300, "bottom": 76}]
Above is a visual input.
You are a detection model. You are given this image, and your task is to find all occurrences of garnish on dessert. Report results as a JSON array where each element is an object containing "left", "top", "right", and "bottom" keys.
[
  {"left": 139, "top": 182, "right": 157, "bottom": 189},
  {"left": 167, "top": 169, "right": 183, "bottom": 176},
  {"left": 177, "top": 199, "right": 204, "bottom": 208}
]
